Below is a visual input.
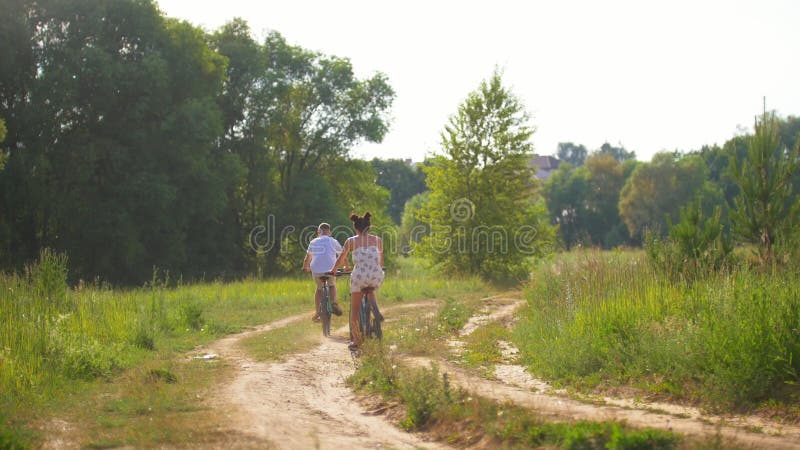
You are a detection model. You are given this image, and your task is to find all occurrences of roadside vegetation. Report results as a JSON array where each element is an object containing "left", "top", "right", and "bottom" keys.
[
  {"left": 349, "top": 301, "right": 681, "bottom": 449},
  {"left": 513, "top": 248, "right": 800, "bottom": 416}
]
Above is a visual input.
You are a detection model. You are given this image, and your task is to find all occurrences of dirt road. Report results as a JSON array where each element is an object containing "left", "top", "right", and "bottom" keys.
[{"left": 203, "top": 302, "right": 449, "bottom": 450}]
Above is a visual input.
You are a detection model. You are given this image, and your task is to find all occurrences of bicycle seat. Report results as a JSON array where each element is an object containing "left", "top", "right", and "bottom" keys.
[
  {"left": 319, "top": 275, "right": 331, "bottom": 281},
  {"left": 361, "top": 286, "right": 375, "bottom": 293}
]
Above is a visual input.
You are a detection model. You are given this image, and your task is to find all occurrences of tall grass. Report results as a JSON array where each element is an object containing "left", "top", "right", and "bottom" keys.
[
  {"left": 0, "top": 250, "right": 327, "bottom": 429},
  {"left": 0, "top": 252, "right": 490, "bottom": 448},
  {"left": 0, "top": 253, "right": 486, "bottom": 408},
  {"left": 513, "top": 249, "right": 800, "bottom": 410}
]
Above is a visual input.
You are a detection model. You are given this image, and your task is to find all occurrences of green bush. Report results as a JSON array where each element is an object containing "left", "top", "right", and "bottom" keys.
[
  {"left": 398, "top": 363, "right": 452, "bottom": 430},
  {"left": 436, "top": 297, "right": 471, "bottom": 333},
  {"left": 645, "top": 201, "right": 733, "bottom": 280}
]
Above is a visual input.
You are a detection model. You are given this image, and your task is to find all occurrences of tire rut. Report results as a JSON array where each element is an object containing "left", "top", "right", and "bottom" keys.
[
  {"left": 201, "top": 301, "right": 450, "bottom": 449},
  {"left": 424, "top": 294, "right": 800, "bottom": 449}
]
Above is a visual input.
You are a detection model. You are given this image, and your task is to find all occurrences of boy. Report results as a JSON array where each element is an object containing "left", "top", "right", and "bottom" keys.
[{"left": 303, "top": 222, "right": 343, "bottom": 321}]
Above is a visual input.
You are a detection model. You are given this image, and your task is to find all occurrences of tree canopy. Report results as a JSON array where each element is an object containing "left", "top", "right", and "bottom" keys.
[
  {"left": 728, "top": 110, "right": 800, "bottom": 264},
  {"left": 0, "top": 2, "right": 394, "bottom": 283},
  {"left": 370, "top": 158, "right": 427, "bottom": 224},
  {"left": 417, "top": 70, "right": 553, "bottom": 281}
]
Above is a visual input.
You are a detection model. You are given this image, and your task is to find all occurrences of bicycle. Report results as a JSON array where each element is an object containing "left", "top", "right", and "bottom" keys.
[
  {"left": 314, "top": 270, "right": 347, "bottom": 337},
  {"left": 337, "top": 270, "right": 384, "bottom": 352},
  {"left": 317, "top": 273, "right": 335, "bottom": 337}
]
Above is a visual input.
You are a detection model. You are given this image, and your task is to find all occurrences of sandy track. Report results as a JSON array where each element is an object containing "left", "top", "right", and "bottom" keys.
[
  {"left": 202, "top": 302, "right": 449, "bottom": 450},
  {"left": 406, "top": 356, "right": 800, "bottom": 449}
]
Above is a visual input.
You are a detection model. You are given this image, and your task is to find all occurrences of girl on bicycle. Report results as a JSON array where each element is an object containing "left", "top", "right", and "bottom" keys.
[{"left": 333, "top": 212, "right": 384, "bottom": 351}]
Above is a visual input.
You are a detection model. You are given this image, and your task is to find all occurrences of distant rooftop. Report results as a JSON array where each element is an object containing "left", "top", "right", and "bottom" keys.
[{"left": 529, "top": 155, "right": 561, "bottom": 180}]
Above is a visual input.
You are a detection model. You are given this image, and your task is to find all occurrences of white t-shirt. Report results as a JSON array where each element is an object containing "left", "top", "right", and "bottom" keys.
[{"left": 308, "top": 235, "right": 343, "bottom": 274}]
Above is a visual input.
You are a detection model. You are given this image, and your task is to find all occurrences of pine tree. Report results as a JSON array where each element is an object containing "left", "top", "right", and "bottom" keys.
[{"left": 728, "top": 110, "right": 800, "bottom": 264}]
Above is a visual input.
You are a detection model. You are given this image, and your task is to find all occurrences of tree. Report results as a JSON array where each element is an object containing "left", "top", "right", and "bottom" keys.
[
  {"left": 728, "top": 110, "right": 800, "bottom": 264},
  {"left": 619, "top": 152, "right": 710, "bottom": 239},
  {"left": 0, "top": 118, "right": 6, "bottom": 170},
  {"left": 598, "top": 142, "right": 636, "bottom": 162},
  {"left": 370, "top": 158, "right": 427, "bottom": 224},
  {"left": 418, "top": 70, "right": 553, "bottom": 281},
  {"left": 543, "top": 162, "right": 590, "bottom": 248},
  {"left": 0, "top": 0, "right": 241, "bottom": 283},
  {"left": 211, "top": 19, "right": 275, "bottom": 273},
  {"left": 398, "top": 191, "right": 431, "bottom": 255},
  {"left": 543, "top": 153, "right": 631, "bottom": 249},
  {"left": 212, "top": 24, "right": 396, "bottom": 275},
  {"left": 584, "top": 153, "right": 630, "bottom": 247},
  {"left": 262, "top": 32, "right": 394, "bottom": 217},
  {"left": 557, "top": 142, "right": 588, "bottom": 167}
]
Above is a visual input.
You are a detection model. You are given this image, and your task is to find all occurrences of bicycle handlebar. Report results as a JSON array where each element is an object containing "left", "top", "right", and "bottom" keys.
[
  {"left": 326, "top": 269, "right": 352, "bottom": 276},
  {"left": 325, "top": 268, "right": 385, "bottom": 276}
]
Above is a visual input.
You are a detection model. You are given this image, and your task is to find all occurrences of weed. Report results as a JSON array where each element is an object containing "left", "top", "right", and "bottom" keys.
[
  {"left": 0, "top": 421, "right": 32, "bottom": 450},
  {"left": 461, "top": 322, "right": 508, "bottom": 368},
  {"left": 180, "top": 302, "right": 204, "bottom": 331},
  {"left": 146, "top": 368, "right": 177, "bottom": 384},
  {"left": 437, "top": 297, "right": 471, "bottom": 333}
]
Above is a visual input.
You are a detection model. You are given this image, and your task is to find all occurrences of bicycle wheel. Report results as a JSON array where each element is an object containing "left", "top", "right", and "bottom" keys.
[
  {"left": 320, "top": 285, "right": 331, "bottom": 337},
  {"left": 371, "top": 301, "right": 382, "bottom": 340},
  {"left": 359, "top": 295, "right": 369, "bottom": 341},
  {"left": 364, "top": 298, "right": 374, "bottom": 339}
]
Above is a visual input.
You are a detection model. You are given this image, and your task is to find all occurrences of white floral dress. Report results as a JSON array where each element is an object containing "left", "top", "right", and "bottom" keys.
[{"left": 350, "top": 245, "right": 384, "bottom": 293}]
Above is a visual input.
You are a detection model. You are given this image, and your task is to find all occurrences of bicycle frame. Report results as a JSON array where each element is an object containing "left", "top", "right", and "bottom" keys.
[
  {"left": 356, "top": 286, "right": 382, "bottom": 342},
  {"left": 317, "top": 275, "right": 334, "bottom": 337},
  {"left": 334, "top": 270, "right": 383, "bottom": 345}
]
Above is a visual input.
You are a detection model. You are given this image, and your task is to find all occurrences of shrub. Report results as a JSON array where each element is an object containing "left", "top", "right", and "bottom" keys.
[{"left": 645, "top": 200, "right": 733, "bottom": 280}]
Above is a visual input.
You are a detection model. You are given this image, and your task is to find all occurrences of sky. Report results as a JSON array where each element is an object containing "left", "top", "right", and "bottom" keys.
[{"left": 156, "top": 0, "right": 800, "bottom": 163}]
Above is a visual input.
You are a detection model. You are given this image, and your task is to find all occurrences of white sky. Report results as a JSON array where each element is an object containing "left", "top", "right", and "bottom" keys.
[{"left": 157, "top": 0, "right": 800, "bottom": 163}]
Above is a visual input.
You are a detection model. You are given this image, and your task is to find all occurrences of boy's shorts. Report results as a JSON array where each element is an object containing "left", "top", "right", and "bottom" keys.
[{"left": 312, "top": 272, "right": 336, "bottom": 287}]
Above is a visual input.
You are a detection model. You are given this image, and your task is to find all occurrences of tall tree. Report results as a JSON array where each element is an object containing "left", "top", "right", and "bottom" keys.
[
  {"left": 262, "top": 32, "right": 394, "bottom": 218},
  {"left": 557, "top": 142, "right": 588, "bottom": 167},
  {"left": 598, "top": 142, "right": 636, "bottom": 162},
  {"left": 210, "top": 19, "right": 274, "bottom": 272},
  {"left": 619, "top": 152, "right": 710, "bottom": 239},
  {"left": 728, "top": 110, "right": 800, "bottom": 264},
  {"left": 543, "top": 162, "right": 590, "bottom": 248},
  {"left": 418, "top": 70, "right": 553, "bottom": 281},
  {"left": 584, "top": 153, "right": 630, "bottom": 247},
  {"left": 370, "top": 158, "right": 427, "bottom": 224},
  {"left": 0, "top": 0, "right": 240, "bottom": 283},
  {"left": 0, "top": 118, "right": 6, "bottom": 169}
]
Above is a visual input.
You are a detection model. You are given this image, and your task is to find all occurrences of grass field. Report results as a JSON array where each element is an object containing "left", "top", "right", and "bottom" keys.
[
  {"left": 5, "top": 247, "right": 797, "bottom": 448},
  {"left": 0, "top": 252, "right": 488, "bottom": 448}
]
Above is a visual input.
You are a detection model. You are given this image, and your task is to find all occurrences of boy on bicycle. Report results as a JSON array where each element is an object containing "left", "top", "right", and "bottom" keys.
[{"left": 303, "top": 222, "right": 343, "bottom": 321}]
